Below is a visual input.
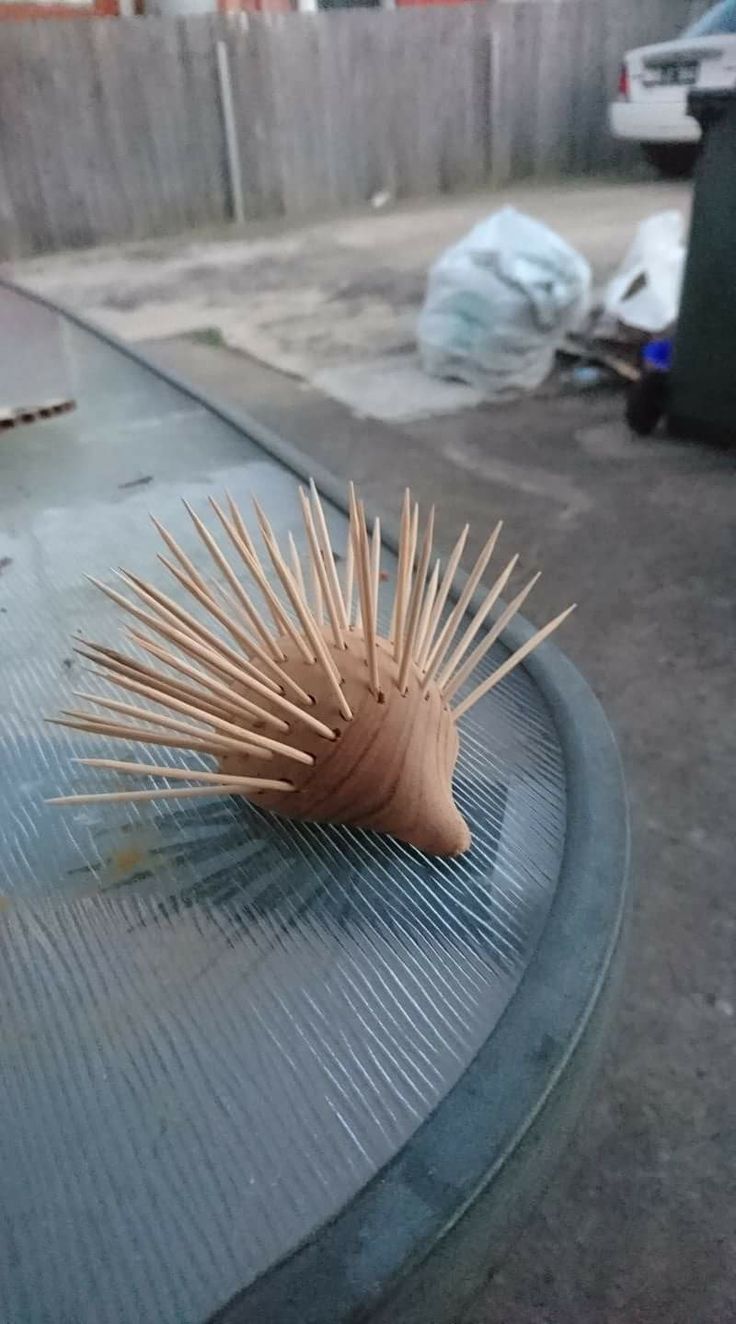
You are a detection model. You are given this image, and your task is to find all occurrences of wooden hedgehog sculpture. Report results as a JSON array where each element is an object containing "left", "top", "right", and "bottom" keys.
[{"left": 49, "top": 483, "right": 574, "bottom": 857}]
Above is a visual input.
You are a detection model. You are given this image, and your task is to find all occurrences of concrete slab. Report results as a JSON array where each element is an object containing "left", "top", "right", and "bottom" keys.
[
  {"left": 5, "top": 180, "right": 691, "bottom": 389},
  {"left": 311, "top": 353, "right": 483, "bottom": 422}
]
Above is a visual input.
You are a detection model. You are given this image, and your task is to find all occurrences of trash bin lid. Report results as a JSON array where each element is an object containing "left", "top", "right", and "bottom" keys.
[
  {"left": 687, "top": 86, "right": 736, "bottom": 126},
  {"left": 0, "top": 282, "right": 627, "bottom": 1324}
]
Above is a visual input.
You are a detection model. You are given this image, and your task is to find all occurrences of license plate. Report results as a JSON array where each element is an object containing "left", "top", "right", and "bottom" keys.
[{"left": 657, "top": 62, "right": 698, "bottom": 86}]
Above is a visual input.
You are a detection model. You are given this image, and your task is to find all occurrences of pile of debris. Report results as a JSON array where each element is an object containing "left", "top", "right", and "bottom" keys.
[{"left": 418, "top": 207, "right": 686, "bottom": 433}]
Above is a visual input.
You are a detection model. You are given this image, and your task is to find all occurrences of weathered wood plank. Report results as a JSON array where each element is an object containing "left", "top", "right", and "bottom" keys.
[
  {"left": 487, "top": 2, "right": 515, "bottom": 187},
  {"left": 102, "top": 19, "right": 169, "bottom": 239},
  {"left": 179, "top": 16, "right": 229, "bottom": 227},
  {"left": 0, "top": 28, "right": 51, "bottom": 254},
  {"left": 0, "top": 145, "right": 20, "bottom": 261},
  {"left": 510, "top": 0, "right": 541, "bottom": 180},
  {"left": 0, "top": 1, "right": 699, "bottom": 259}
]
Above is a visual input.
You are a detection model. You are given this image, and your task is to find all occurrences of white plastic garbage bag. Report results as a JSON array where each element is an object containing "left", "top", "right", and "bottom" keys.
[
  {"left": 417, "top": 207, "right": 591, "bottom": 397},
  {"left": 602, "top": 210, "right": 685, "bottom": 334}
]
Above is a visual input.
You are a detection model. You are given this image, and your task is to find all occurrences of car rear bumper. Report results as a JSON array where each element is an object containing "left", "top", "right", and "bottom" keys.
[{"left": 609, "top": 99, "right": 700, "bottom": 144}]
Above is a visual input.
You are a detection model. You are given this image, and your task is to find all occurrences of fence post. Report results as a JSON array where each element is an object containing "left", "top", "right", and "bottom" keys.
[{"left": 216, "top": 37, "right": 245, "bottom": 225}]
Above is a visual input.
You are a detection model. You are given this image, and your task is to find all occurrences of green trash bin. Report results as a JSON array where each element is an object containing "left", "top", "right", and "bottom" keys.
[{"left": 668, "top": 89, "right": 736, "bottom": 441}]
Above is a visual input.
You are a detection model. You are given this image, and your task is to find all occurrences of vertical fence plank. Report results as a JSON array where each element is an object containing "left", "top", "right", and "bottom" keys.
[
  {"left": 181, "top": 16, "right": 229, "bottom": 227},
  {"left": 104, "top": 20, "right": 169, "bottom": 240},
  {"left": 229, "top": 17, "right": 282, "bottom": 219},
  {"left": 511, "top": 1, "right": 538, "bottom": 180},
  {"left": 467, "top": 6, "right": 493, "bottom": 188},
  {"left": 281, "top": 16, "right": 334, "bottom": 214},
  {"left": 18, "top": 24, "right": 71, "bottom": 249},
  {"left": 0, "top": 147, "right": 20, "bottom": 261},
  {"left": 55, "top": 22, "right": 126, "bottom": 245},
  {"left": 138, "top": 19, "right": 188, "bottom": 234},
  {"left": 261, "top": 17, "right": 302, "bottom": 214},
  {"left": 0, "top": 2, "right": 703, "bottom": 260},
  {"left": 567, "top": 0, "right": 595, "bottom": 176},
  {"left": 487, "top": 2, "right": 514, "bottom": 187},
  {"left": 459, "top": 5, "right": 491, "bottom": 190},
  {"left": 534, "top": 0, "right": 573, "bottom": 176},
  {"left": 0, "top": 29, "right": 43, "bottom": 253},
  {"left": 315, "top": 13, "right": 351, "bottom": 211}
]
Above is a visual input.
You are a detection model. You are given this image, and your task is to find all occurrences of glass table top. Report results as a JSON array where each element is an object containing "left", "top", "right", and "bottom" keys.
[{"left": 0, "top": 285, "right": 567, "bottom": 1323}]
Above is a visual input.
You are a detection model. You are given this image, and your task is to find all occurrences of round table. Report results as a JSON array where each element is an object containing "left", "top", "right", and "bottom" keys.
[{"left": 0, "top": 281, "right": 628, "bottom": 1324}]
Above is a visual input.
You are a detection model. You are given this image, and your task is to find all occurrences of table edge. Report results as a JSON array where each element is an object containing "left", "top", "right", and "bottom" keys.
[{"left": 0, "top": 278, "right": 630, "bottom": 1323}]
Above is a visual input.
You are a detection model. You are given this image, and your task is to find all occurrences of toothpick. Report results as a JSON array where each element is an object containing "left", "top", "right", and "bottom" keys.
[
  {"left": 121, "top": 611, "right": 284, "bottom": 708},
  {"left": 210, "top": 499, "right": 314, "bottom": 663},
  {"left": 349, "top": 487, "right": 380, "bottom": 698},
  {"left": 48, "top": 715, "right": 250, "bottom": 758},
  {"left": 68, "top": 690, "right": 269, "bottom": 755},
  {"left": 225, "top": 492, "right": 256, "bottom": 557},
  {"left": 82, "top": 660, "right": 287, "bottom": 739},
  {"left": 299, "top": 488, "right": 344, "bottom": 649},
  {"left": 57, "top": 705, "right": 272, "bottom": 759},
  {"left": 417, "top": 523, "right": 469, "bottom": 670},
  {"left": 371, "top": 517, "right": 381, "bottom": 638},
  {"left": 421, "top": 520, "right": 502, "bottom": 689},
  {"left": 72, "top": 758, "right": 294, "bottom": 792},
  {"left": 390, "top": 488, "right": 411, "bottom": 653},
  {"left": 404, "top": 501, "right": 419, "bottom": 639},
  {"left": 414, "top": 558, "right": 440, "bottom": 665},
  {"left": 436, "top": 555, "right": 520, "bottom": 693},
  {"left": 397, "top": 506, "right": 434, "bottom": 694},
  {"left": 453, "top": 605, "right": 576, "bottom": 718},
  {"left": 47, "top": 784, "right": 291, "bottom": 808},
  {"left": 77, "top": 648, "right": 262, "bottom": 731},
  {"left": 150, "top": 515, "right": 211, "bottom": 600},
  {"left": 309, "top": 479, "right": 349, "bottom": 630},
  {"left": 109, "top": 567, "right": 273, "bottom": 692},
  {"left": 442, "top": 572, "right": 540, "bottom": 702},
  {"left": 76, "top": 636, "right": 270, "bottom": 726},
  {"left": 344, "top": 532, "right": 354, "bottom": 629},
  {"left": 287, "top": 532, "right": 307, "bottom": 603},
  {"left": 86, "top": 574, "right": 214, "bottom": 657},
  {"left": 310, "top": 543, "right": 324, "bottom": 626},
  {"left": 74, "top": 681, "right": 315, "bottom": 766},
  {"left": 409, "top": 502, "right": 419, "bottom": 573},
  {"left": 254, "top": 495, "right": 323, "bottom": 644},
  {"left": 150, "top": 545, "right": 261, "bottom": 661},
  {"left": 183, "top": 499, "right": 285, "bottom": 662},
  {"left": 102, "top": 636, "right": 288, "bottom": 731},
  {"left": 129, "top": 630, "right": 336, "bottom": 741},
  {"left": 152, "top": 557, "right": 269, "bottom": 674},
  {"left": 255, "top": 502, "right": 353, "bottom": 721},
  {"left": 358, "top": 502, "right": 379, "bottom": 689},
  {"left": 113, "top": 568, "right": 206, "bottom": 645},
  {"left": 152, "top": 558, "right": 312, "bottom": 705}
]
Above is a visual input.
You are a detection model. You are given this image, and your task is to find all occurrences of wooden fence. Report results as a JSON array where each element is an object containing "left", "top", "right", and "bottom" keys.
[{"left": 0, "top": 1, "right": 704, "bottom": 259}]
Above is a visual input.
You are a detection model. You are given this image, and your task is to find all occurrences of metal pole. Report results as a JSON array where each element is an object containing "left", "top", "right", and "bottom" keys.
[{"left": 216, "top": 39, "right": 245, "bottom": 226}]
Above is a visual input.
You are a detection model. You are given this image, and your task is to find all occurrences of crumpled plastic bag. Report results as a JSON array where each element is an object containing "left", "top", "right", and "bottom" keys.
[
  {"left": 417, "top": 207, "right": 591, "bottom": 398},
  {"left": 602, "top": 210, "right": 685, "bottom": 334}
]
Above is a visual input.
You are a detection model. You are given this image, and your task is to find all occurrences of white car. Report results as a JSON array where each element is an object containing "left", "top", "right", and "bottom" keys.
[{"left": 610, "top": 0, "right": 736, "bottom": 176}]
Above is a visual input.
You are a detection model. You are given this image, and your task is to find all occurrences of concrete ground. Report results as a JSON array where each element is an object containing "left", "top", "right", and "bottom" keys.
[
  {"left": 7, "top": 178, "right": 691, "bottom": 386},
  {"left": 9, "top": 179, "right": 735, "bottom": 1321}
]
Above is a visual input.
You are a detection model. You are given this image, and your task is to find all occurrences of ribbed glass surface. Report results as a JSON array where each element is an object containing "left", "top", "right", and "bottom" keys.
[{"left": 0, "top": 290, "right": 566, "bottom": 1323}]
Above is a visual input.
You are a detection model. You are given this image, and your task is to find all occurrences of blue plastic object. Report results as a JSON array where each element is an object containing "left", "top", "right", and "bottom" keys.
[{"left": 642, "top": 338, "right": 673, "bottom": 373}]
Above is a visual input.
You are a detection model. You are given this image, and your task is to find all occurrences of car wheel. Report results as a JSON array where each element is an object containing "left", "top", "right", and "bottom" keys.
[{"left": 642, "top": 143, "right": 698, "bottom": 179}]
